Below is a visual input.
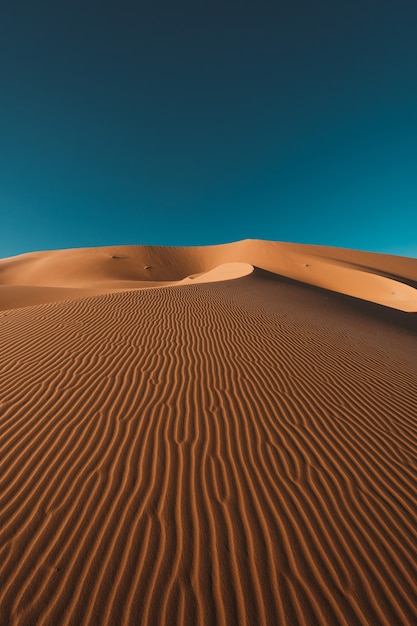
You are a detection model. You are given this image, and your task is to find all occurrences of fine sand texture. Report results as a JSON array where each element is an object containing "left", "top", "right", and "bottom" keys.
[{"left": 0, "top": 240, "right": 416, "bottom": 625}]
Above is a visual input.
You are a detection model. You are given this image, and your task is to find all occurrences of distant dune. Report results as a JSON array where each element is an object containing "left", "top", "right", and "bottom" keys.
[
  {"left": 0, "top": 240, "right": 416, "bottom": 625},
  {"left": 1, "top": 239, "right": 417, "bottom": 311}
]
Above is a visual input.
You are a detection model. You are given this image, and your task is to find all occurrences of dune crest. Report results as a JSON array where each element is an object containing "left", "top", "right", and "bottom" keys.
[
  {"left": 179, "top": 262, "right": 254, "bottom": 284},
  {"left": 1, "top": 239, "right": 416, "bottom": 311},
  {"left": 0, "top": 240, "right": 416, "bottom": 625}
]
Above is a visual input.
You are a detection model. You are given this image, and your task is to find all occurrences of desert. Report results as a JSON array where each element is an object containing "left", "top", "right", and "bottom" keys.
[{"left": 0, "top": 239, "right": 416, "bottom": 625}]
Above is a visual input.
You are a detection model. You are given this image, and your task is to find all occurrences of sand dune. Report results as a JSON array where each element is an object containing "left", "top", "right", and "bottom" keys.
[
  {"left": 0, "top": 240, "right": 416, "bottom": 625},
  {"left": 1, "top": 239, "right": 417, "bottom": 310}
]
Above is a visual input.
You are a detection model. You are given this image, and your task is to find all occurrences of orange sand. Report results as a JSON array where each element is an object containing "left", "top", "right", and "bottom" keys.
[{"left": 0, "top": 240, "right": 416, "bottom": 625}]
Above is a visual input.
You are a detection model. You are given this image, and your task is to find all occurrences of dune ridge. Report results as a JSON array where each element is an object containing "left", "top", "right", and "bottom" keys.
[
  {"left": 0, "top": 240, "right": 416, "bottom": 625},
  {"left": 1, "top": 239, "right": 417, "bottom": 311}
]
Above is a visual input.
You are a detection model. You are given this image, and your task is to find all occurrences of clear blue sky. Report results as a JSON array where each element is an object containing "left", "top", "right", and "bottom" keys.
[{"left": 1, "top": 1, "right": 417, "bottom": 258}]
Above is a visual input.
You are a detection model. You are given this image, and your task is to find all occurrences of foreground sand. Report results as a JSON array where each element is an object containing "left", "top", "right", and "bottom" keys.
[{"left": 0, "top": 240, "right": 416, "bottom": 625}]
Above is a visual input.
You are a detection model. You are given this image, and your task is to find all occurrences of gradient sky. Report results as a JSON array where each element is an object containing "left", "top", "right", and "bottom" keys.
[{"left": 1, "top": 0, "right": 417, "bottom": 258}]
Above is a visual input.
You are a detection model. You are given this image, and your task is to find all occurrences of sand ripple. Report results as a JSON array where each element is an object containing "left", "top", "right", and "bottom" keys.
[{"left": 1, "top": 268, "right": 416, "bottom": 625}]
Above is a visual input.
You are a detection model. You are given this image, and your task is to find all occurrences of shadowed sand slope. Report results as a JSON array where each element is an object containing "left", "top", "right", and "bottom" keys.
[
  {"left": 1, "top": 239, "right": 417, "bottom": 310},
  {"left": 0, "top": 264, "right": 416, "bottom": 625}
]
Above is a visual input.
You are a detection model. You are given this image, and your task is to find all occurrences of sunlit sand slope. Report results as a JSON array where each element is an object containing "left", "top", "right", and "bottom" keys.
[
  {"left": 0, "top": 269, "right": 416, "bottom": 625},
  {"left": 1, "top": 239, "right": 417, "bottom": 310}
]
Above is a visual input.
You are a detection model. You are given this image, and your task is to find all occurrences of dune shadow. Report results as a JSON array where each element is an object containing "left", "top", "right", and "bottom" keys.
[{"left": 252, "top": 266, "right": 417, "bottom": 334}]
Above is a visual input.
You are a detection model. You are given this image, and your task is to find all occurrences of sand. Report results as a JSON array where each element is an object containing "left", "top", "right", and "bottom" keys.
[{"left": 0, "top": 239, "right": 416, "bottom": 625}]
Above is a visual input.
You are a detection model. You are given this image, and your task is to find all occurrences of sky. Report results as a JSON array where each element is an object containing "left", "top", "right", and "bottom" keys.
[{"left": 1, "top": 0, "right": 417, "bottom": 258}]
